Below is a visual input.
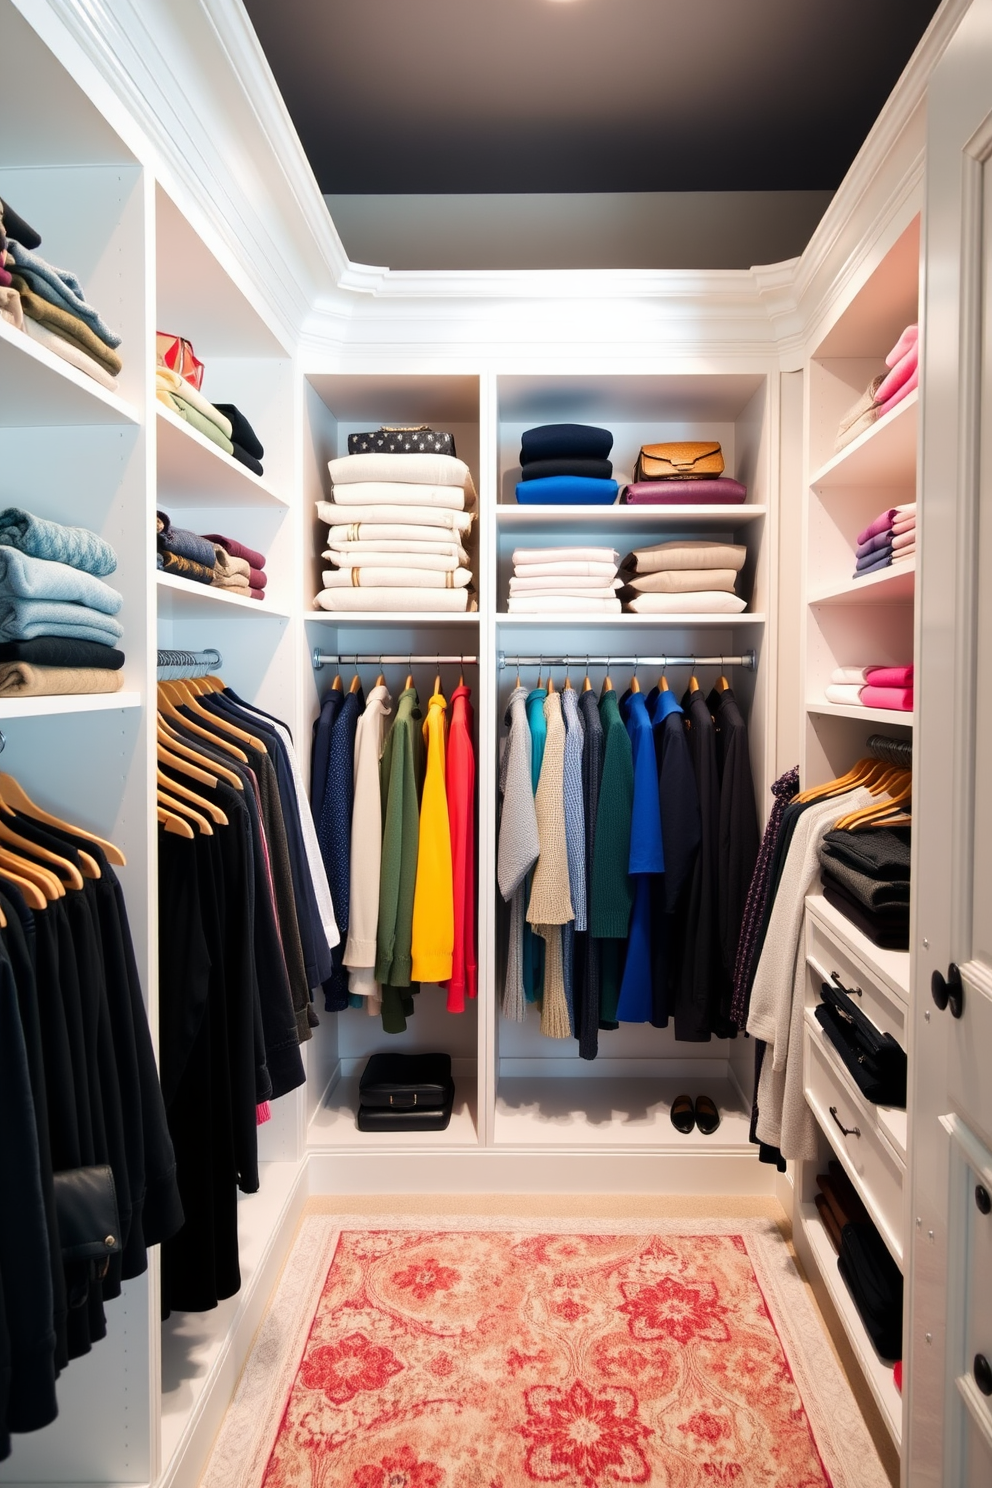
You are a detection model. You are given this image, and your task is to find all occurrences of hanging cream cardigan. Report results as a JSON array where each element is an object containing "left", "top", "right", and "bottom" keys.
[{"left": 344, "top": 683, "right": 393, "bottom": 1003}]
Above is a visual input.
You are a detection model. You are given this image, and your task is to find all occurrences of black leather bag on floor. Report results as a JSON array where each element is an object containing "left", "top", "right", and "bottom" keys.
[
  {"left": 357, "top": 1053, "right": 455, "bottom": 1132},
  {"left": 837, "top": 1221, "right": 903, "bottom": 1361},
  {"left": 815, "top": 981, "right": 907, "bottom": 1107},
  {"left": 347, "top": 426, "right": 457, "bottom": 456}
]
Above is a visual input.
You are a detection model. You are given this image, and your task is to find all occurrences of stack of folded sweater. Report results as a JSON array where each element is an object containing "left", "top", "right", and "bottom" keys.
[
  {"left": 835, "top": 324, "right": 919, "bottom": 451},
  {"left": 0, "top": 508, "right": 124, "bottom": 695},
  {"left": 314, "top": 450, "right": 477, "bottom": 612},
  {"left": 854, "top": 503, "right": 916, "bottom": 578},
  {"left": 819, "top": 824, "right": 911, "bottom": 950},
  {"left": 618, "top": 539, "right": 748, "bottom": 614},
  {"left": 0, "top": 196, "right": 123, "bottom": 391},
  {"left": 515, "top": 423, "right": 618, "bottom": 505},
  {"left": 157, "top": 513, "right": 267, "bottom": 600},
  {"left": 824, "top": 664, "right": 913, "bottom": 712},
  {"left": 155, "top": 336, "right": 265, "bottom": 476},
  {"left": 507, "top": 547, "right": 621, "bottom": 613}
]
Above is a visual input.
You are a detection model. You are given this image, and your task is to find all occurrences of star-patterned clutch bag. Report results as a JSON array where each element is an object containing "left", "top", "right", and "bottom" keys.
[{"left": 347, "top": 425, "right": 457, "bottom": 456}]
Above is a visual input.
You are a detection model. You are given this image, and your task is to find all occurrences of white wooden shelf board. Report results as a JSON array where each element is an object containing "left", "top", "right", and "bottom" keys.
[
  {"left": 496, "top": 504, "right": 767, "bottom": 527},
  {"left": 494, "top": 1076, "right": 753, "bottom": 1150},
  {"left": 806, "top": 701, "right": 913, "bottom": 727},
  {"left": 810, "top": 392, "right": 918, "bottom": 492},
  {"left": 157, "top": 571, "right": 289, "bottom": 619},
  {"left": 308, "top": 611, "right": 480, "bottom": 627},
  {"left": 0, "top": 690, "right": 141, "bottom": 720},
  {"left": 156, "top": 405, "right": 289, "bottom": 508},
  {"left": 160, "top": 1158, "right": 304, "bottom": 1473},
  {"left": 496, "top": 613, "right": 765, "bottom": 628},
  {"left": 878, "top": 1106, "right": 908, "bottom": 1162},
  {"left": 799, "top": 1202, "right": 903, "bottom": 1445},
  {"left": 0, "top": 317, "right": 139, "bottom": 428},
  {"left": 810, "top": 561, "right": 915, "bottom": 607},
  {"left": 806, "top": 893, "right": 910, "bottom": 1003},
  {"left": 308, "top": 1072, "right": 479, "bottom": 1150}
]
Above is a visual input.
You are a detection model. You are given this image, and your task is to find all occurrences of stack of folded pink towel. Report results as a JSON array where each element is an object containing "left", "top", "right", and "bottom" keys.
[
  {"left": 824, "top": 664, "right": 914, "bottom": 712},
  {"left": 853, "top": 502, "right": 916, "bottom": 579},
  {"left": 835, "top": 324, "right": 919, "bottom": 452}
]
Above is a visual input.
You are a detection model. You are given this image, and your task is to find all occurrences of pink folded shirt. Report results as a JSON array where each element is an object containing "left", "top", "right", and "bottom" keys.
[
  {"left": 876, "top": 365, "right": 918, "bottom": 420},
  {"left": 857, "top": 508, "right": 898, "bottom": 544},
  {"left": 875, "top": 344, "right": 918, "bottom": 405},
  {"left": 865, "top": 665, "right": 913, "bottom": 688},
  {"left": 892, "top": 529, "right": 916, "bottom": 550},
  {"left": 886, "top": 324, "right": 918, "bottom": 367},
  {"left": 861, "top": 685, "right": 913, "bottom": 711}
]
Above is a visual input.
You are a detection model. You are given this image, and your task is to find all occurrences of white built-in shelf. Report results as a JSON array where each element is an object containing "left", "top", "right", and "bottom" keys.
[
  {"left": 806, "top": 701, "right": 913, "bottom": 727},
  {"left": 0, "top": 690, "right": 141, "bottom": 720},
  {"left": 157, "top": 571, "right": 288, "bottom": 619},
  {"left": 160, "top": 1158, "right": 304, "bottom": 1475},
  {"left": 799, "top": 1202, "right": 903, "bottom": 1446},
  {"left": 809, "top": 560, "right": 915, "bottom": 607},
  {"left": 878, "top": 1106, "right": 908, "bottom": 1163},
  {"left": 497, "top": 613, "right": 765, "bottom": 627},
  {"left": 806, "top": 893, "right": 911, "bottom": 1004},
  {"left": 494, "top": 1076, "right": 752, "bottom": 1149},
  {"left": 0, "top": 316, "right": 139, "bottom": 428},
  {"left": 156, "top": 404, "right": 288, "bottom": 508},
  {"left": 496, "top": 503, "right": 767, "bottom": 527},
  {"left": 308, "top": 610, "right": 480, "bottom": 626},
  {"left": 309, "top": 1071, "right": 479, "bottom": 1150},
  {"left": 810, "top": 392, "right": 918, "bottom": 493}
]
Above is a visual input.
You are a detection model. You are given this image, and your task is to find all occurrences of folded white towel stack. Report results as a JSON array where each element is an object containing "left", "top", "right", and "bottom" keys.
[
  {"left": 619, "top": 539, "right": 748, "bottom": 615},
  {"left": 506, "top": 546, "right": 622, "bottom": 613},
  {"left": 314, "top": 452, "right": 478, "bottom": 613}
]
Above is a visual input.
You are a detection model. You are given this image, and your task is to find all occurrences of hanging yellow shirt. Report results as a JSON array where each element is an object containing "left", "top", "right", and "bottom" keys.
[{"left": 411, "top": 691, "right": 454, "bottom": 983}]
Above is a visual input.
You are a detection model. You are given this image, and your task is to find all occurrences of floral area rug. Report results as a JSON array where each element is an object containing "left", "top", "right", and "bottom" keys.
[{"left": 201, "top": 1215, "right": 888, "bottom": 1488}]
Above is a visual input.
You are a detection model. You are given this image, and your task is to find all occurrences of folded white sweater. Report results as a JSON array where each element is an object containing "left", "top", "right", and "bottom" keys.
[
  {"left": 322, "top": 566, "right": 472, "bottom": 590},
  {"left": 512, "top": 559, "right": 618, "bottom": 580},
  {"left": 624, "top": 592, "right": 747, "bottom": 614},
  {"left": 512, "top": 546, "right": 620, "bottom": 567},
  {"left": 317, "top": 500, "right": 474, "bottom": 533},
  {"left": 324, "top": 548, "right": 463, "bottom": 573},
  {"left": 314, "top": 587, "right": 475, "bottom": 613},
  {"left": 509, "top": 574, "right": 622, "bottom": 593},
  {"left": 328, "top": 453, "right": 477, "bottom": 500},
  {"left": 324, "top": 538, "right": 469, "bottom": 563},
  {"left": 327, "top": 521, "right": 469, "bottom": 546}
]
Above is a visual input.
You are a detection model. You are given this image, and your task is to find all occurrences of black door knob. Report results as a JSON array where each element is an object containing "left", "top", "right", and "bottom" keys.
[
  {"left": 975, "top": 1353, "right": 992, "bottom": 1396},
  {"left": 977, "top": 1185, "right": 992, "bottom": 1216},
  {"left": 931, "top": 963, "right": 964, "bottom": 1019}
]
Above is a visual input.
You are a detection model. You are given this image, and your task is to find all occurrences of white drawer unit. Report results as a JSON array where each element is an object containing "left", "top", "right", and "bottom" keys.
[
  {"left": 806, "top": 901, "right": 909, "bottom": 1045},
  {"left": 804, "top": 1018, "right": 906, "bottom": 1266}
]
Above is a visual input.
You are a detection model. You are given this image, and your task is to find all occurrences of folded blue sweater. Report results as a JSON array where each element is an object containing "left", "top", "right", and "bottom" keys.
[
  {"left": 0, "top": 597, "right": 123, "bottom": 645},
  {"left": 515, "top": 475, "right": 619, "bottom": 506},
  {"left": 6, "top": 240, "right": 122, "bottom": 349},
  {"left": 0, "top": 509, "right": 117, "bottom": 576},
  {"left": 0, "top": 546, "right": 123, "bottom": 613}
]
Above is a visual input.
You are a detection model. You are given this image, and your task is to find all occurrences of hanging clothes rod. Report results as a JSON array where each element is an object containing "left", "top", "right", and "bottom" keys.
[
  {"left": 496, "top": 650, "right": 757, "bottom": 671},
  {"left": 313, "top": 650, "right": 478, "bottom": 671},
  {"left": 157, "top": 647, "right": 223, "bottom": 680}
]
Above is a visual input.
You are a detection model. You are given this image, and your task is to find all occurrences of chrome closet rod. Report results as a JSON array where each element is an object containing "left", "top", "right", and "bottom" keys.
[
  {"left": 313, "top": 650, "right": 478, "bottom": 671},
  {"left": 497, "top": 650, "right": 757, "bottom": 671}
]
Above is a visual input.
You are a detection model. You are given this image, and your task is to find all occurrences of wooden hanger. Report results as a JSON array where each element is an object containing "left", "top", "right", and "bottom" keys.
[
  {"left": 602, "top": 671, "right": 614, "bottom": 694},
  {"left": 434, "top": 671, "right": 442, "bottom": 696},
  {"left": 331, "top": 674, "right": 343, "bottom": 692},
  {"left": 659, "top": 672, "right": 670, "bottom": 692},
  {"left": 0, "top": 862, "right": 47, "bottom": 909},
  {"left": 0, "top": 843, "right": 62, "bottom": 900},
  {"left": 157, "top": 690, "right": 248, "bottom": 763},
  {"left": 0, "top": 772, "right": 125, "bottom": 867},
  {"left": 157, "top": 739, "right": 218, "bottom": 789},
  {"left": 160, "top": 680, "right": 266, "bottom": 751},
  {"left": 349, "top": 673, "right": 361, "bottom": 694},
  {"left": 405, "top": 673, "right": 415, "bottom": 691},
  {"left": 547, "top": 671, "right": 555, "bottom": 694},
  {"left": 0, "top": 783, "right": 99, "bottom": 878},
  {"left": 689, "top": 672, "right": 700, "bottom": 692},
  {"left": 795, "top": 755, "right": 873, "bottom": 805},
  {"left": 631, "top": 670, "right": 641, "bottom": 693},
  {"left": 157, "top": 719, "right": 244, "bottom": 790},
  {"left": 582, "top": 675, "right": 592, "bottom": 691},
  {"left": 716, "top": 673, "right": 731, "bottom": 692},
  {"left": 0, "top": 818, "right": 83, "bottom": 890},
  {"left": 563, "top": 667, "right": 573, "bottom": 691},
  {"left": 157, "top": 767, "right": 228, "bottom": 826},
  {"left": 157, "top": 804, "right": 195, "bottom": 838},
  {"left": 834, "top": 769, "right": 912, "bottom": 831},
  {"left": 157, "top": 788, "right": 213, "bottom": 835}
]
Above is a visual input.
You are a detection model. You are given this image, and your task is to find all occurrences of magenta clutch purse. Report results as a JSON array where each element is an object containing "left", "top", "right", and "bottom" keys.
[{"left": 621, "top": 477, "right": 747, "bottom": 505}]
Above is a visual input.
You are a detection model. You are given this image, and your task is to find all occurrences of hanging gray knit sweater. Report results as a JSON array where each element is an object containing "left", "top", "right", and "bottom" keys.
[{"left": 497, "top": 684, "right": 540, "bottom": 1020}]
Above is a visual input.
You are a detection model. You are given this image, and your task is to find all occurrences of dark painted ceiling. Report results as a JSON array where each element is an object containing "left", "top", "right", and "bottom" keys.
[{"left": 243, "top": 0, "right": 941, "bottom": 195}]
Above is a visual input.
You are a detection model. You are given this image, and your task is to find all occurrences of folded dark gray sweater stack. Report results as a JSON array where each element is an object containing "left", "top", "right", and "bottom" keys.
[{"left": 819, "top": 826, "right": 910, "bottom": 950}]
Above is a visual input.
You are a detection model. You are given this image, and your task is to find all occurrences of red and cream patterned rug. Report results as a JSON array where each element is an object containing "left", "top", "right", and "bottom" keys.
[{"left": 201, "top": 1216, "right": 887, "bottom": 1488}]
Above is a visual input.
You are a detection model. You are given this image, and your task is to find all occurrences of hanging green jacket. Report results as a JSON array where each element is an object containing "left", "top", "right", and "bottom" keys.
[{"left": 376, "top": 686, "right": 424, "bottom": 997}]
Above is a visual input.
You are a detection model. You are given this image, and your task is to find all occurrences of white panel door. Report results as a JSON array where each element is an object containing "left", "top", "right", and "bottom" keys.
[{"left": 909, "top": 1, "right": 992, "bottom": 1483}]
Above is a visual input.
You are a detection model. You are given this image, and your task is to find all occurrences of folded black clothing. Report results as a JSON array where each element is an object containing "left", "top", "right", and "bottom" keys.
[
  {"left": 520, "top": 422, "right": 614, "bottom": 465},
  {"left": 214, "top": 404, "right": 264, "bottom": 460},
  {"left": 230, "top": 443, "right": 264, "bottom": 477},
  {"left": 519, "top": 457, "right": 614, "bottom": 481},
  {"left": 837, "top": 1221, "right": 903, "bottom": 1361},
  {"left": 821, "top": 878, "right": 909, "bottom": 950},
  {"left": 818, "top": 851, "right": 910, "bottom": 909},
  {"left": 0, "top": 197, "right": 41, "bottom": 250},
  {"left": 0, "top": 636, "right": 125, "bottom": 670},
  {"left": 821, "top": 826, "right": 911, "bottom": 880}
]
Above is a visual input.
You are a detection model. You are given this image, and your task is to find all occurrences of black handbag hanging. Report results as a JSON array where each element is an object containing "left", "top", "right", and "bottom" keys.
[{"left": 814, "top": 981, "right": 907, "bottom": 1107}]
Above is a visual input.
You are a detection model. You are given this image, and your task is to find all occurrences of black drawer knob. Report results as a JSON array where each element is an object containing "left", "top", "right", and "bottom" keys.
[
  {"left": 931, "top": 964, "right": 964, "bottom": 1019},
  {"left": 975, "top": 1354, "right": 992, "bottom": 1396},
  {"left": 977, "top": 1185, "right": 992, "bottom": 1216}
]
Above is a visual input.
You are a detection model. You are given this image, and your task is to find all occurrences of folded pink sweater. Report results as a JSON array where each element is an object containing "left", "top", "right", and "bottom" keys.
[
  {"left": 875, "top": 344, "right": 918, "bottom": 404},
  {"left": 858, "top": 508, "right": 898, "bottom": 544},
  {"left": 861, "top": 685, "right": 913, "bottom": 711},
  {"left": 865, "top": 665, "right": 913, "bottom": 688},
  {"left": 202, "top": 532, "right": 266, "bottom": 570},
  {"left": 876, "top": 366, "right": 918, "bottom": 420},
  {"left": 886, "top": 324, "right": 918, "bottom": 367}
]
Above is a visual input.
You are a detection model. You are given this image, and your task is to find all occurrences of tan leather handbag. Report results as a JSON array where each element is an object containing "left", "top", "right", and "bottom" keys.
[{"left": 634, "top": 441, "right": 724, "bottom": 480}]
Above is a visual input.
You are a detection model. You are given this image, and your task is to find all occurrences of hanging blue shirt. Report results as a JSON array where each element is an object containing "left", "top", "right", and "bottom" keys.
[{"left": 616, "top": 691, "right": 664, "bottom": 1022}]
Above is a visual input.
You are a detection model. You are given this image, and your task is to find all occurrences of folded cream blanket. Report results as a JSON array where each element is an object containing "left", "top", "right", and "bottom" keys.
[
  {"left": 507, "top": 596, "right": 622, "bottom": 614},
  {"left": 509, "top": 574, "right": 622, "bottom": 593},
  {"left": 325, "top": 538, "right": 469, "bottom": 563},
  {"left": 23, "top": 318, "right": 118, "bottom": 390},
  {"left": 623, "top": 540, "right": 746, "bottom": 575},
  {"left": 327, "top": 521, "right": 470, "bottom": 546},
  {"left": 328, "top": 454, "right": 477, "bottom": 499},
  {"left": 322, "top": 567, "right": 472, "bottom": 590},
  {"left": 314, "top": 587, "right": 475, "bottom": 613},
  {"left": 512, "top": 546, "right": 620, "bottom": 567},
  {"left": 512, "top": 559, "right": 618, "bottom": 580},
  {"left": 324, "top": 548, "right": 463, "bottom": 572},
  {"left": 508, "top": 584, "right": 622, "bottom": 600},
  {"left": 824, "top": 683, "right": 864, "bottom": 705},
  {"left": 624, "top": 568, "right": 738, "bottom": 594},
  {"left": 317, "top": 500, "right": 474, "bottom": 532},
  {"left": 624, "top": 592, "right": 747, "bottom": 614},
  {"left": 0, "top": 662, "right": 124, "bottom": 697}
]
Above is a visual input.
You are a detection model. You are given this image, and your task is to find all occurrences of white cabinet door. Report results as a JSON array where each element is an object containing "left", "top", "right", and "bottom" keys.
[{"left": 909, "top": 1, "right": 992, "bottom": 1483}]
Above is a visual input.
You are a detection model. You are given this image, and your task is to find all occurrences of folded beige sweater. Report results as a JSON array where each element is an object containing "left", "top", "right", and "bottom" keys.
[
  {"left": 313, "top": 587, "right": 475, "bottom": 613},
  {"left": 623, "top": 540, "right": 746, "bottom": 575},
  {"left": 322, "top": 566, "right": 472, "bottom": 590},
  {"left": 0, "top": 662, "right": 124, "bottom": 697},
  {"left": 317, "top": 500, "right": 474, "bottom": 533},
  {"left": 624, "top": 567, "right": 738, "bottom": 594},
  {"left": 624, "top": 591, "right": 747, "bottom": 614}
]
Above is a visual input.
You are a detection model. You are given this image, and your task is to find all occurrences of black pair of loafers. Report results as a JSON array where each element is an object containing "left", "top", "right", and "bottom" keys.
[{"left": 670, "top": 1093, "right": 721, "bottom": 1135}]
